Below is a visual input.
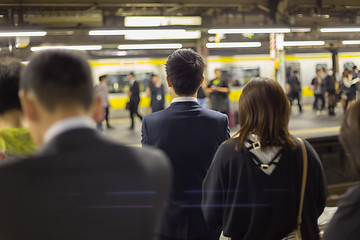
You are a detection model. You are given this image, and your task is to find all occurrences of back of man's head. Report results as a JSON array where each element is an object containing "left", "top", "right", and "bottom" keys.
[
  {"left": 0, "top": 58, "right": 22, "bottom": 115},
  {"left": 20, "top": 50, "right": 94, "bottom": 112},
  {"left": 165, "top": 49, "right": 204, "bottom": 96}
]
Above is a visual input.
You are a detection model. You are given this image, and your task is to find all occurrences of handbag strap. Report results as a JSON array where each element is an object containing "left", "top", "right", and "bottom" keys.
[{"left": 296, "top": 138, "right": 308, "bottom": 233}]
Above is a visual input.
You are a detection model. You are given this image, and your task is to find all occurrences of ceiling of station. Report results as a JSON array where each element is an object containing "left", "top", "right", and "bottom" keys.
[{"left": 1, "top": 0, "right": 360, "bottom": 58}]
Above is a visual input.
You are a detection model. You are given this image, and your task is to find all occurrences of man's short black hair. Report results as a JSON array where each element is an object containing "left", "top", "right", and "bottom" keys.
[
  {"left": 0, "top": 58, "right": 22, "bottom": 115},
  {"left": 99, "top": 75, "right": 108, "bottom": 82},
  {"left": 20, "top": 50, "right": 94, "bottom": 111},
  {"left": 165, "top": 49, "right": 204, "bottom": 96}
]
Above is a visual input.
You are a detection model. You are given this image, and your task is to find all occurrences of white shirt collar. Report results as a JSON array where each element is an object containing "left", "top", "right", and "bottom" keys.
[
  {"left": 171, "top": 97, "right": 198, "bottom": 104},
  {"left": 43, "top": 117, "right": 95, "bottom": 146}
]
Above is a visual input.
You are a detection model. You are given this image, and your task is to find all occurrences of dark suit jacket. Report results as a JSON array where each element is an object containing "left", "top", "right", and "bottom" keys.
[
  {"left": 130, "top": 80, "right": 141, "bottom": 105},
  {"left": 323, "top": 185, "right": 360, "bottom": 240},
  {"left": 142, "top": 101, "right": 230, "bottom": 239},
  {"left": 0, "top": 128, "right": 171, "bottom": 240}
]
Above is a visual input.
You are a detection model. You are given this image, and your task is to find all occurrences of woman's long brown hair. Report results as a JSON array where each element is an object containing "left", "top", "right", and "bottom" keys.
[{"left": 234, "top": 77, "right": 297, "bottom": 151}]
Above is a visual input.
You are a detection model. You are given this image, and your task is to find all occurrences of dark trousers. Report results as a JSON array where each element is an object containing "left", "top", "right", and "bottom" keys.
[
  {"left": 289, "top": 93, "right": 302, "bottom": 113},
  {"left": 313, "top": 94, "right": 325, "bottom": 111},
  {"left": 104, "top": 107, "right": 110, "bottom": 127},
  {"left": 160, "top": 233, "right": 220, "bottom": 240},
  {"left": 129, "top": 103, "right": 143, "bottom": 128},
  {"left": 327, "top": 94, "right": 336, "bottom": 115}
]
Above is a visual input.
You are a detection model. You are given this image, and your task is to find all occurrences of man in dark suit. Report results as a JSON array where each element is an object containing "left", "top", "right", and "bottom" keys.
[
  {"left": 128, "top": 72, "right": 143, "bottom": 130},
  {"left": 0, "top": 50, "right": 171, "bottom": 240},
  {"left": 142, "top": 49, "right": 230, "bottom": 240}
]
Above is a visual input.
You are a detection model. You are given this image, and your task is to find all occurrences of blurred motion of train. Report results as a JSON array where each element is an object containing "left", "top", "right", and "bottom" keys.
[{"left": 89, "top": 52, "right": 360, "bottom": 110}]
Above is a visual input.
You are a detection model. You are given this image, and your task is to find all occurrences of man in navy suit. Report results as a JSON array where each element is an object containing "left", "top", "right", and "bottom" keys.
[
  {"left": 0, "top": 50, "right": 171, "bottom": 240},
  {"left": 142, "top": 49, "right": 230, "bottom": 240}
]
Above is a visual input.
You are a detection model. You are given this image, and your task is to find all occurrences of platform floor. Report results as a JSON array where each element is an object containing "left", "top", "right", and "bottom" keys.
[{"left": 103, "top": 105, "right": 344, "bottom": 146}]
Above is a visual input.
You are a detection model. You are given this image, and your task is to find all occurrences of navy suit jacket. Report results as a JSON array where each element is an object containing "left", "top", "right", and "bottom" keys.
[
  {"left": 0, "top": 128, "right": 171, "bottom": 240},
  {"left": 142, "top": 101, "right": 230, "bottom": 239}
]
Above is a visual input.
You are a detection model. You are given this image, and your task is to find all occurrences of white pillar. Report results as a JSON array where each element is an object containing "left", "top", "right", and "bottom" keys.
[{"left": 275, "top": 33, "right": 286, "bottom": 89}]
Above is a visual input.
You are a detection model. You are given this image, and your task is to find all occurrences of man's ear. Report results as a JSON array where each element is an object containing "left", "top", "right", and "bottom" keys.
[
  {"left": 166, "top": 76, "right": 172, "bottom": 87},
  {"left": 19, "top": 90, "right": 38, "bottom": 122},
  {"left": 200, "top": 75, "right": 205, "bottom": 86},
  {"left": 91, "top": 96, "right": 105, "bottom": 123}
]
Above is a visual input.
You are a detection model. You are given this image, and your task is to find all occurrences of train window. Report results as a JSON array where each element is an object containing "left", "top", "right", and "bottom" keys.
[
  {"left": 226, "top": 66, "right": 260, "bottom": 86},
  {"left": 316, "top": 64, "right": 328, "bottom": 72},
  {"left": 106, "top": 72, "right": 152, "bottom": 93},
  {"left": 344, "top": 62, "right": 355, "bottom": 71},
  {"left": 285, "top": 62, "right": 300, "bottom": 80}
]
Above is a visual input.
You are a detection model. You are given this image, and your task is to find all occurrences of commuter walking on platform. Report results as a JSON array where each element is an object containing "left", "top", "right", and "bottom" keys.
[
  {"left": 0, "top": 50, "right": 172, "bottom": 240},
  {"left": 323, "top": 100, "right": 360, "bottom": 240},
  {"left": 127, "top": 72, "right": 143, "bottom": 130},
  {"left": 142, "top": 49, "right": 230, "bottom": 240},
  {"left": 207, "top": 68, "right": 230, "bottom": 114},
  {"left": 202, "top": 78, "right": 326, "bottom": 240},
  {"left": 95, "top": 74, "right": 113, "bottom": 130},
  {"left": 146, "top": 74, "right": 165, "bottom": 113},
  {"left": 343, "top": 71, "right": 359, "bottom": 110},
  {"left": 324, "top": 68, "right": 337, "bottom": 116},
  {"left": 288, "top": 70, "right": 303, "bottom": 113},
  {"left": 311, "top": 69, "right": 325, "bottom": 116}
]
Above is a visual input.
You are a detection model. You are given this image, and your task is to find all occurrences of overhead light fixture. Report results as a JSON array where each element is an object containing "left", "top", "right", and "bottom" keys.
[
  {"left": 320, "top": 28, "right": 360, "bottom": 32},
  {"left": 89, "top": 29, "right": 201, "bottom": 40},
  {"left": 282, "top": 41, "right": 325, "bottom": 46},
  {"left": 0, "top": 31, "right": 47, "bottom": 37},
  {"left": 208, "top": 28, "right": 291, "bottom": 34},
  {"left": 342, "top": 40, "right": 360, "bottom": 45},
  {"left": 124, "top": 16, "right": 202, "bottom": 27},
  {"left": 31, "top": 45, "right": 102, "bottom": 51},
  {"left": 290, "top": 28, "right": 311, "bottom": 32},
  {"left": 206, "top": 42, "right": 262, "bottom": 48},
  {"left": 117, "top": 43, "right": 182, "bottom": 50}
]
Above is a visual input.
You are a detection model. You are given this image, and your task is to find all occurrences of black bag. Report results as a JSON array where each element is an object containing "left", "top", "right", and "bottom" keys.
[{"left": 125, "top": 101, "right": 130, "bottom": 110}]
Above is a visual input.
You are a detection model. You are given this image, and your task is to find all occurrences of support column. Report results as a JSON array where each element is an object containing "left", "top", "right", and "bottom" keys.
[
  {"left": 275, "top": 33, "right": 286, "bottom": 89},
  {"left": 197, "top": 34, "right": 209, "bottom": 80},
  {"left": 330, "top": 47, "right": 339, "bottom": 75}
]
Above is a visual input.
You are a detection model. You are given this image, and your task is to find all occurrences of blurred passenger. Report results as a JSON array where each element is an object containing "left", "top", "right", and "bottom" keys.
[
  {"left": 0, "top": 50, "right": 171, "bottom": 240},
  {"left": 95, "top": 74, "right": 113, "bottom": 130},
  {"left": 311, "top": 69, "right": 325, "bottom": 116},
  {"left": 0, "top": 58, "right": 36, "bottom": 160},
  {"left": 202, "top": 78, "right": 326, "bottom": 240},
  {"left": 343, "top": 71, "right": 358, "bottom": 110},
  {"left": 207, "top": 68, "right": 230, "bottom": 114},
  {"left": 288, "top": 70, "right": 303, "bottom": 113},
  {"left": 146, "top": 74, "right": 165, "bottom": 113},
  {"left": 339, "top": 69, "right": 350, "bottom": 111},
  {"left": 353, "top": 65, "right": 359, "bottom": 78},
  {"left": 142, "top": 49, "right": 230, "bottom": 240},
  {"left": 322, "top": 100, "right": 360, "bottom": 240},
  {"left": 324, "top": 68, "right": 337, "bottom": 116},
  {"left": 128, "top": 72, "right": 143, "bottom": 129},
  {"left": 197, "top": 80, "right": 208, "bottom": 108}
]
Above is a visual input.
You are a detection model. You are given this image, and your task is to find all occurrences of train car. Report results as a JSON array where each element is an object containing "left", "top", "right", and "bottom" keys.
[{"left": 89, "top": 52, "right": 360, "bottom": 112}]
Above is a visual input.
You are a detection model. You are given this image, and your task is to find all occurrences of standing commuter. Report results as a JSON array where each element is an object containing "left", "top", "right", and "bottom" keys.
[
  {"left": 0, "top": 50, "right": 172, "bottom": 240},
  {"left": 142, "top": 49, "right": 230, "bottom": 240},
  {"left": 202, "top": 78, "right": 326, "bottom": 240},
  {"left": 324, "top": 68, "right": 337, "bottom": 116},
  {"left": 146, "top": 74, "right": 165, "bottom": 113},
  {"left": 95, "top": 74, "right": 113, "bottom": 130},
  {"left": 323, "top": 100, "right": 360, "bottom": 240},
  {"left": 311, "top": 69, "right": 325, "bottom": 116},
  {"left": 207, "top": 68, "right": 230, "bottom": 114},
  {"left": 128, "top": 72, "right": 143, "bottom": 130},
  {"left": 288, "top": 70, "right": 303, "bottom": 113}
]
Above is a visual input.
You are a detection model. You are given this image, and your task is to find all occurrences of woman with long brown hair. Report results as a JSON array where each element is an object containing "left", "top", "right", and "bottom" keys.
[{"left": 202, "top": 77, "right": 326, "bottom": 240}]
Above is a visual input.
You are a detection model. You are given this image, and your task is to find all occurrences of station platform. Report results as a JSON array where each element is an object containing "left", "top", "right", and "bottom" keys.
[{"left": 103, "top": 104, "right": 344, "bottom": 146}]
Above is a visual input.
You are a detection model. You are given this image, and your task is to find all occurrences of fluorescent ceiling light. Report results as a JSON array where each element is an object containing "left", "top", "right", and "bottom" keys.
[
  {"left": 118, "top": 43, "right": 182, "bottom": 50},
  {"left": 290, "top": 28, "right": 311, "bottom": 32},
  {"left": 283, "top": 41, "right": 325, "bottom": 46},
  {"left": 342, "top": 40, "right": 360, "bottom": 45},
  {"left": 206, "top": 42, "right": 262, "bottom": 48},
  {"left": 125, "top": 30, "right": 200, "bottom": 40},
  {"left": 125, "top": 16, "right": 202, "bottom": 27},
  {"left": 31, "top": 45, "right": 102, "bottom": 51},
  {"left": 89, "top": 29, "right": 201, "bottom": 40},
  {"left": 208, "top": 28, "right": 291, "bottom": 34},
  {"left": 320, "top": 28, "right": 360, "bottom": 32},
  {"left": 0, "top": 31, "right": 46, "bottom": 37}
]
